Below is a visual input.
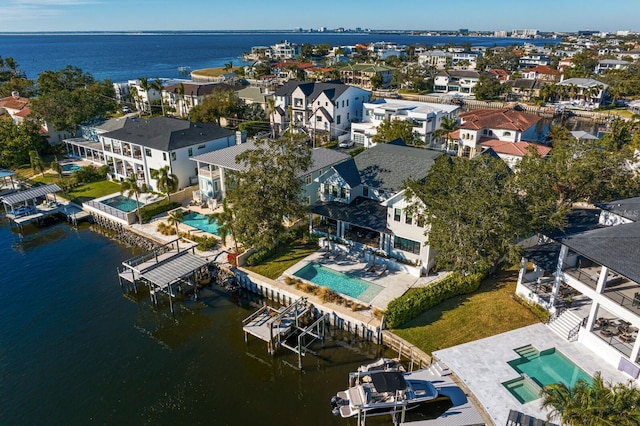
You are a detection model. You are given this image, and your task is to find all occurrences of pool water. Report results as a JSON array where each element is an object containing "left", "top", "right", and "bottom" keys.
[
  {"left": 62, "top": 163, "right": 82, "bottom": 172},
  {"left": 292, "top": 263, "right": 383, "bottom": 303},
  {"left": 180, "top": 211, "right": 220, "bottom": 235},
  {"left": 504, "top": 346, "right": 592, "bottom": 403},
  {"left": 502, "top": 377, "right": 541, "bottom": 404},
  {"left": 102, "top": 195, "right": 142, "bottom": 212}
]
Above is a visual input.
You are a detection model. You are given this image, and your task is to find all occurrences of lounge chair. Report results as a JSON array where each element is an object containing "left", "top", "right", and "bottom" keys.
[
  {"left": 363, "top": 260, "right": 374, "bottom": 272},
  {"left": 375, "top": 263, "right": 388, "bottom": 276}
]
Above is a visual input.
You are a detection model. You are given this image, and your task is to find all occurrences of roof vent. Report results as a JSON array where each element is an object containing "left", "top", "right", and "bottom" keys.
[{"left": 11, "top": 91, "right": 19, "bottom": 98}]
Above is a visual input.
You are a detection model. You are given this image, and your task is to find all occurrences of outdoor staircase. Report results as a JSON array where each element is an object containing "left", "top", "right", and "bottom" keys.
[{"left": 547, "top": 309, "right": 583, "bottom": 341}]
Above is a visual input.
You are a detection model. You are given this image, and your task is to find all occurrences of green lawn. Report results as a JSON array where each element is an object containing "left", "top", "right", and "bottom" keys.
[
  {"left": 392, "top": 267, "right": 540, "bottom": 355},
  {"left": 65, "top": 180, "right": 121, "bottom": 204},
  {"left": 245, "top": 240, "right": 318, "bottom": 279}
]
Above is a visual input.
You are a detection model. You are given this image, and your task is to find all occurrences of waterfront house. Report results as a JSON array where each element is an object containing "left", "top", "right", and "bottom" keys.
[
  {"left": 0, "top": 91, "right": 29, "bottom": 125},
  {"left": 521, "top": 65, "right": 561, "bottom": 82},
  {"left": 515, "top": 198, "right": 640, "bottom": 381},
  {"left": 190, "top": 141, "right": 351, "bottom": 206},
  {"left": 518, "top": 54, "right": 551, "bottom": 69},
  {"left": 555, "top": 78, "right": 609, "bottom": 109},
  {"left": 350, "top": 98, "right": 459, "bottom": 148},
  {"left": 67, "top": 116, "right": 236, "bottom": 193},
  {"left": 311, "top": 140, "right": 441, "bottom": 273},
  {"left": 453, "top": 108, "right": 547, "bottom": 166},
  {"left": 339, "top": 63, "right": 395, "bottom": 90},
  {"left": 451, "top": 50, "right": 480, "bottom": 70},
  {"left": 433, "top": 70, "right": 481, "bottom": 96},
  {"left": 271, "top": 81, "right": 371, "bottom": 144},
  {"left": 594, "top": 59, "right": 631, "bottom": 75}
]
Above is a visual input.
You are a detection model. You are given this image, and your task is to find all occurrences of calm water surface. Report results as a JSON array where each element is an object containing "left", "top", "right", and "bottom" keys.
[{"left": 0, "top": 217, "right": 394, "bottom": 425}]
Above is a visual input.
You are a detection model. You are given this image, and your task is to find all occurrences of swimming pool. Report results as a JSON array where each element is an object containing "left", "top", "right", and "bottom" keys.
[
  {"left": 292, "top": 263, "right": 383, "bottom": 303},
  {"left": 62, "top": 163, "right": 82, "bottom": 172},
  {"left": 101, "top": 195, "right": 141, "bottom": 212},
  {"left": 503, "top": 345, "right": 592, "bottom": 403},
  {"left": 179, "top": 210, "right": 220, "bottom": 235}
]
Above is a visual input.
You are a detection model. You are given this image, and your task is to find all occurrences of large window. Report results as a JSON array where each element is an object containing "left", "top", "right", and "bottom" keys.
[
  {"left": 145, "top": 148, "right": 152, "bottom": 157},
  {"left": 405, "top": 211, "right": 413, "bottom": 225},
  {"left": 394, "top": 236, "right": 421, "bottom": 254},
  {"left": 394, "top": 208, "right": 401, "bottom": 222}
]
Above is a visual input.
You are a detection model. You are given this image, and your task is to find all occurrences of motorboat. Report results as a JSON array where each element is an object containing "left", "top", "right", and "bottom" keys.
[
  {"left": 330, "top": 370, "right": 438, "bottom": 418},
  {"left": 357, "top": 358, "right": 405, "bottom": 373}
]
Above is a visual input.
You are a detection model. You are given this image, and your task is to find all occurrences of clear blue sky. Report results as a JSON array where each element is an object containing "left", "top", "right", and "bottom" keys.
[{"left": 1, "top": 0, "right": 638, "bottom": 33}]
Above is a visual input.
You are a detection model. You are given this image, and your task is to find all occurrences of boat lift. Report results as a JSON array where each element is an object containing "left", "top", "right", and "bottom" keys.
[{"left": 242, "top": 297, "right": 329, "bottom": 369}]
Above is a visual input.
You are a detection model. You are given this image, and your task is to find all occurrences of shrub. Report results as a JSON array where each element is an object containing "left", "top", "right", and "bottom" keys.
[
  {"left": 246, "top": 247, "right": 274, "bottom": 266},
  {"left": 349, "top": 146, "right": 365, "bottom": 157},
  {"left": 156, "top": 222, "right": 176, "bottom": 236},
  {"left": 284, "top": 276, "right": 301, "bottom": 286},
  {"left": 316, "top": 286, "right": 340, "bottom": 303},
  {"left": 514, "top": 294, "right": 550, "bottom": 323},
  {"left": 384, "top": 271, "right": 486, "bottom": 328},
  {"left": 140, "top": 199, "right": 181, "bottom": 223}
]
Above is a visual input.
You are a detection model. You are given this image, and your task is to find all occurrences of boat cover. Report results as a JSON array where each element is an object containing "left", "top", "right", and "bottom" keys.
[{"left": 370, "top": 371, "right": 406, "bottom": 393}]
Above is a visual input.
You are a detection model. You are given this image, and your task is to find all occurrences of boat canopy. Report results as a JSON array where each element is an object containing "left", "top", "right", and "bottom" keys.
[{"left": 370, "top": 371, "right": 406, "bottom": 393}]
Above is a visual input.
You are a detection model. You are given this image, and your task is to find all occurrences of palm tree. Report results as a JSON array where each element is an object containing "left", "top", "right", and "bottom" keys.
[
  {"left": 166, "top": 209, "right": 184, "bottom": 237},
  {"left": 138, "top": 77, "right": 151, "bottom": 114},
  {"left": 129, "top": 86, "right": 141, "bottom": 114},
  {"left": 434, "top": 116, "right": 457, "bottom": 151},
  {"left": 177, "top": 83, "right": 186, "bottom": 117},
  {"left": 208, "top": 198, "right": 238, "bottom": 253},
  {"left": 266, "top": 97, "right": 276, "bottom": 138},
  {"left": 151, "top": 78, "right": 165, "bottom": 116},
  {"left": 50, "top": 156, "right": 63, "bottom": 178},
  {"left": 150, "top": 165, "right": 179, "bottom": 201},
  {"left": 120, "top": 174, "right": 144, "bottom": 224}
]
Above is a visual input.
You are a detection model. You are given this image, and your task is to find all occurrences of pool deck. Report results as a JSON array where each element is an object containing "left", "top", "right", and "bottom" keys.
[
  {"left": 433, "top": 323, "right": 632, "bottom": 426},
  {"left": 282, "top": 251, "right": 449, "bottom": 310}
]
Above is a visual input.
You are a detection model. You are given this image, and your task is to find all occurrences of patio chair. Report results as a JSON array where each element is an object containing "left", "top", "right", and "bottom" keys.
[
  {"left": 363, "top": 260, "right": 374, "bottom": 272},
  {"left": 376, "top": 263, "right": 388, "bottom": 276},
  {"left": 506, "top": 409, "right": 521, "bottom": 425}
]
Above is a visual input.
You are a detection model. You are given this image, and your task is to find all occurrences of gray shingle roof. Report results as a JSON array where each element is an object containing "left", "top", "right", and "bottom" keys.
[
  {"left": 596, "top": 197, "right": 640, "bottom": 222},
  {"left": 191, "top": 141, "right": 350, "bottom": 175},
  {"left": 101, "top": 117, "right": 235, "bottom": 152},
  {"left": 274, "top": 81, "right": 350, "bottom": 102},
  {"left": 332, "top": 159, "right": 361, "bottom": 188},
  {"left": 311, "top": 197, "right": 388, "bottom": 232},
  {"left": 353, "top": 143, "right": 442, "bottom": 193},
  {"left": 561, "top": 221, "right": 640, "bottom": 284}
]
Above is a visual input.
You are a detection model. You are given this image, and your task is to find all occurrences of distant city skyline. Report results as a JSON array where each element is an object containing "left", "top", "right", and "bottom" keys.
[{"left": 0, "top": 0, "right": 638, "bottom": 34}]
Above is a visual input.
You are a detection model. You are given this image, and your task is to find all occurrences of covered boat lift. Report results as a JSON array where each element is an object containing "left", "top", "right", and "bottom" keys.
[{"left": 2, "top": 184, "right": 63, "bottom": 229}]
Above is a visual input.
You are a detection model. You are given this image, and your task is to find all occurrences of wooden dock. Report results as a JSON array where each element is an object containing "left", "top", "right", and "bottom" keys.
[{"left": 242, "top": 297, "right": 329, "bottom": 368}]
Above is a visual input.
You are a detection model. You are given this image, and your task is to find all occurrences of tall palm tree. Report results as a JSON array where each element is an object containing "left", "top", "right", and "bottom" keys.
[
  {"left": 177, "top": 83, "right": 186, "bottom": 117},
  {"left": 138, "top": 77, "right": 151, "bottom": 115},
  {"left": 151, "top": 78, "right": 165, "bottom": 116},
  {"left": 208, "top": 198, "right": 238, "bottom": 253},
  {"left": 266, "top": 97, "right": 276, "bottom": 138},
  {"left": 150, "top": 165, "right": 179, "bottom": 201},
  {"left": 120, "top": 174, "right": 144, "bottom": 224}
]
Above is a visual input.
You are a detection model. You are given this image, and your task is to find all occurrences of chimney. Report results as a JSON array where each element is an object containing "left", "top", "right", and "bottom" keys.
[
  {"left": 11, "top": 91, "right": 19, "bottom": 99},
  {"left": 236, "top": 130, "right": 247, "bottom": 145}
]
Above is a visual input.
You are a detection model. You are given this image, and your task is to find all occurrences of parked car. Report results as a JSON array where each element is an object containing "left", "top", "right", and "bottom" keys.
[{"left": 338, "top": 140, "right": 355, "bottom": 148}]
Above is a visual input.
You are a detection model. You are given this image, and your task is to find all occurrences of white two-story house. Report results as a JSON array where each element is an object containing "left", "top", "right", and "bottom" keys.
[
  {"left": 516, "top": 198, "right": 640, "bottom": 381},
  {"left": 433, "top": 70, "right": 481, "bottom": 96},
  {"left": 271, "top": 81, "right": 371, "bottom": 144},
  {"left": 311, "top": 140, "right": 442, "bottom": 274},
  {"left": 66, "top": 116, "right": 237, "bottom": 193},
  {"left": 190, "top": 141, "right": 351, "bottom": 207},
  {"left": 350, "top": 98, "right": 459, "bottom": 148}
]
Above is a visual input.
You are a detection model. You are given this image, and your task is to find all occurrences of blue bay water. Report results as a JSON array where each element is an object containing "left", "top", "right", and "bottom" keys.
[
  {"left": 0, "top": 31, "right": 559, "bottom": 82},
  {"left": 0, "top": 218, "right": 393, "bottom": 425}
]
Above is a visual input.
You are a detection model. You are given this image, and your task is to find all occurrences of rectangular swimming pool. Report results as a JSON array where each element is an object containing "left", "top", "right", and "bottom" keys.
[
  {"left": 503, "top": 345, "right": 592, "bottom": 403},
  {"left": 179, "top": 210, "right": 220, "bottom": 235},
  {"left": 102, "top": 195, "right": 141, "bottom": 212},
  {"left": 292, "top": 263, "right": 383, "bottom": 303}
]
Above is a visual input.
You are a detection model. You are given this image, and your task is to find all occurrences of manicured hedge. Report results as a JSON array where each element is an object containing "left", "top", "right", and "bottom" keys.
[
  {"left": 246, "top": 247, "right": 274, "bottom": 266},
  {"left": 140, "top": 199, "right": 181, "bottom": 223},
  {"left": 384, "top": 271, "right": 486, "bottom": 329}
]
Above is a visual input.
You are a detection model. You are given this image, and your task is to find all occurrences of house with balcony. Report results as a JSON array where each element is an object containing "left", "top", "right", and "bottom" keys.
[
  {"left": 162, "top": 81, "right": 235, "bottom": 117},
  {"left": 594, "top": 59, "right": 631, "bottom": 74},
  {"left": 271, "top": 81, "right": 370, "bottom": 143},
  {"left": 451, "top": 51, "right": 480, "bottom": 70},
  {"left": 350, "top": 98, "right": 459, "bottom": 148},
  {"left": 518, "top": 54, "right": 551, "bottom": 69},
  {"left": 521, "top": 65, "right": 561, "bottom": 82},
  {"left": 453, "top": 108, "right": 548, "bottom": 166},
  {"left": 67, "top": 116, "right": 236, "bottom": 193},
  {"left": 417, "top": 50, "right": 452, "bottom": 70},
  {"left": 433, "top": 70, "right": 481, "bottom": 96},
  {"left": 340, "top": 63, "right": 395, "bottom": 90},
  {"left": 311, "top": 140, "right": 442, "bottom": 273},
  {"left": 190, "top": 141, "right": 351, "bottom": 207},
  {"left": 515, "top": 198, "right": 640, "bottom": 380},
  {"left": 555, "top": 78, "right": 609, "bottom": 109}
]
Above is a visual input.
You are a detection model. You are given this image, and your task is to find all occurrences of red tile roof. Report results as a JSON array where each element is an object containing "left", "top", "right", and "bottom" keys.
[
  {"left": 524, "top": 65, "right": 560, "bottom": 75},
  {"left": 479, "top": 138, "right": 551, "bottom": 157},
  {"left": 14, "top": 107, "right": 31, "bottom": 118},
  {"left": 0, "top": 95, "right": 29, "bottom": 111},
  {"left": 459, "top": 108, "right": 541, "bottom": 132}
]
